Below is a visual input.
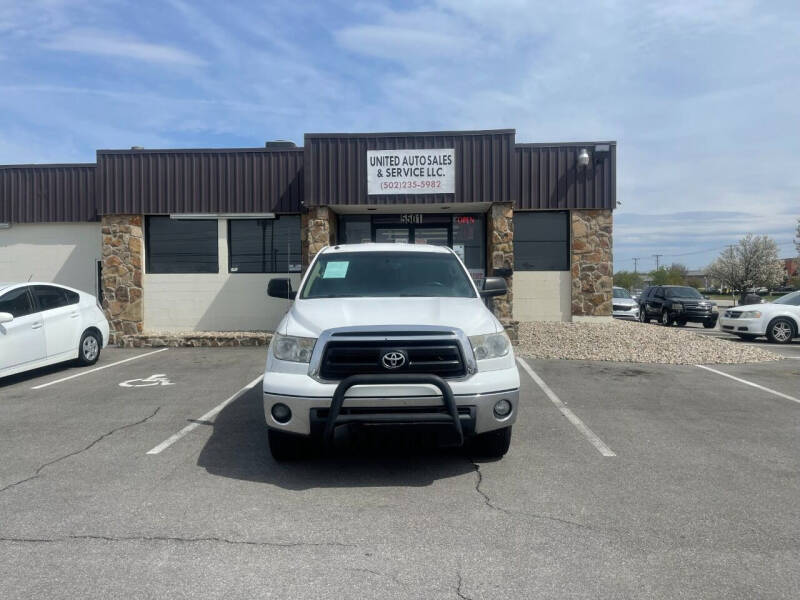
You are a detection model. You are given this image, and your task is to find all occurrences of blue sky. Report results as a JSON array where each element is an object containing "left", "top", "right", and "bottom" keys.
[{"left": 1, "top": 0, "right": 798, "bottom": 270}]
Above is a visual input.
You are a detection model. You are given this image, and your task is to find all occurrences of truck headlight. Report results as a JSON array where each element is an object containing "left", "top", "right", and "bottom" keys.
[
  {"left": 739, "top": 310, "right": 762, "bottom": 318},
  {"left": 272, "top": 333, "right": 316, "bottom": 362},
  {"left": 469, "top": 332, "right": 510, "bottom": 360}
]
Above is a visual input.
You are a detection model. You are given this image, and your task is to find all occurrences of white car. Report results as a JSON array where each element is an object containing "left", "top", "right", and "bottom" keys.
[
  {"left": 719, "top": 290, "right": 800, "bottom": 343},
  {"left": 262, "top": 243, "right": 520, "bottom": 460},
  {"left": 612, "top": 286, "right": 639, "bottom": 320},
  {"left": 0, "top": 282, "right": 110, "bottom": 379}
]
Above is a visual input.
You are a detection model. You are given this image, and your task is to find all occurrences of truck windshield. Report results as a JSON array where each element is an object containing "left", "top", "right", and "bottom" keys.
[
  {"left": 300, "top": 251, "right": 477, "bottom": 299},
  {"left": 664, "top": 287, "right": 702, "bottom": 299}
]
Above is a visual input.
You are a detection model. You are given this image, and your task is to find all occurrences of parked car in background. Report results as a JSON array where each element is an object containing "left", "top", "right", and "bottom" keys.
[
  {"left": 719, "top": 290, "right": 800, "bottom": 343},
  {"left": 0, "top": 283, "right": 109, "bottom": 379},
  {"left": 631, "top": 288, "right": 644, "bottom": 301},
  {"left": 612, "top": 286, "right": 639, "bottom": 320},
  {"left": 638, "top": 285, "right": 718, "bottom": 328}
]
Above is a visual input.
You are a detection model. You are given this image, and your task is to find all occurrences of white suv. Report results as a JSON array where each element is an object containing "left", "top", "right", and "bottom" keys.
[
  {"left": 0, "top": 282, "right": 110, "bottom": 379},
  {"left": 262, "top": 244, "right": 520, "bottom": 460}
]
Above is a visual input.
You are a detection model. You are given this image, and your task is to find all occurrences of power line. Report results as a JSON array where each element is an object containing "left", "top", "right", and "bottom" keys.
[{"left": 632, "top": 257, "right": 640, "bottom": 273}]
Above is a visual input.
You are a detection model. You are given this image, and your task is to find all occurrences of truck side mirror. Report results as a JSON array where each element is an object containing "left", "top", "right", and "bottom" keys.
[
  {"left": 0, "top": 312, "right": 13, "bottom": 324},
  {"left": 480, "top": 277, "right": 507, "bottom": 297},
  {"left": 267, "top": 278, "right": 296, "bottom": 300}
]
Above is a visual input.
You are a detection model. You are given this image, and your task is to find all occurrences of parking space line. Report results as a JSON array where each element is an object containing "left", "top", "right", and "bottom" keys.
[
  {"left": 31, "top": 348, "right": 169, "bottom": 390},
  {"left": 146, "top": 375, "right": 263, "bottom": 455},
  {"left": 696, "top": 365, "right": 800, "bottom": 405},
  {"left": 516, "top": 357, "right": 616, "bottom": 457}
]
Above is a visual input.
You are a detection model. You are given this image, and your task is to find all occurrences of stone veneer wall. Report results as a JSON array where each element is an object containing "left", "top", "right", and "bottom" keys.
[
  {"left": 303, "top": 206, "right": 337, "bottom": 268},
  {"left": 571, "top": 209, "right": 613, "bottom": 317},
  {"left": 487, "top": 203, "right": 516, "bottom": 338},
  {"left": 101, "top": 215, "right": 144, "bottom": 344}
]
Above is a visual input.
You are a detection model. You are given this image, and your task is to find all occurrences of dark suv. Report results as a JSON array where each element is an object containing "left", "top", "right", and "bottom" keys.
[{"left": 638, "top": 285, "right": 718, "bottom": 328}]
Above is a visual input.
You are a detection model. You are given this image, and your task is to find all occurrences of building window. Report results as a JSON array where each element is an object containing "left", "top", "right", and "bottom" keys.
[
  {"left": 228, "top": 216, "right": 301, "bottom": 273},
  {"left": 452, "top": 214, "right": 485, "bottom": 278},
  {"left": 145, "top": 216, "right": 219, "bottom": 274},
  {"left": 514, "top": 211, "right": 569, "bottom": 271}
]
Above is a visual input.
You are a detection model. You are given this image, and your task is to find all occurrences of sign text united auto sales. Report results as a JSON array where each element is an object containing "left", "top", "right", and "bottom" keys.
[{"left": 367, "top": 149, "right": 455, "bottom": 195}]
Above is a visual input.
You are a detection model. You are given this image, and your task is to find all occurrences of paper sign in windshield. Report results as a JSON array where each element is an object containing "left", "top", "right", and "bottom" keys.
[{"left": 323, "top": 261, "right": 349, "bottom": 278}]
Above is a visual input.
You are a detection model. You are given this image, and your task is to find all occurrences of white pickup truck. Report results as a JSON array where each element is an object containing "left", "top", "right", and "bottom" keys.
[{"left": 262, "top": 243, "right": 520, "bottom": 460}]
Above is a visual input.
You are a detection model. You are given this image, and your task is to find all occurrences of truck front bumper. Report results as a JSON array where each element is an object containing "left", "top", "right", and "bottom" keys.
[{"left": 264, "top": 386, "right": 519, "bottom": 437}]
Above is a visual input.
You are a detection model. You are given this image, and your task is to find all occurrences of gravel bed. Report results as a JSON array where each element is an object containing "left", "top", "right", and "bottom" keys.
[{"left": 515, "top": 320, "right": 782, "bottom": 364}]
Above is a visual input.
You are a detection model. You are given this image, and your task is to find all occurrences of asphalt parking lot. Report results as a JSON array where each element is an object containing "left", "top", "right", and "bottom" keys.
[
  {"left": 685, "top": 321, "right": 800, "bottom": 358},
  {"left": 2, "top": 347, "right": 799, "bottom": 599}
]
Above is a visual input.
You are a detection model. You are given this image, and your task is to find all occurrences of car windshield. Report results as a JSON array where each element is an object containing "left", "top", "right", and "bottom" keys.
[
  {"left": 773, "top": 290, "right": 800, "bottom": 306},
  {"left": 300, "top": 251, "right": 477, "bottom": 299},
  {"left": 664, "top": 287, "right": 702, "bottom": 299},
  {"left": 613, "top": 288, "right": 631, "bottom": 299}
]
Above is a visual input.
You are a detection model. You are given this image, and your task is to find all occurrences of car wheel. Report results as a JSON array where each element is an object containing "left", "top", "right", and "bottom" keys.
[
  {"left": 471, "top": 426, "right": 512, "bottom": 458},
  {"left": 77, "top": 330, "right": 101, "bottom": 366},
  {"left": 702, "top": 320, "right": 717, "bottom": 329},
  {"left": 639, "top": 308, "right": 650, "bottom": 324},
  {"left": 736, "top": 334, "right": 758, "bottom": 341},
  {"left": 766, "top": 317, "right": 796, "bottom": 344},
  {"left": 268, "top": 429, "right": 311, "bottom": 461},
  {"left": 660, "top": 310, "right": 673, "bottom": 327}
]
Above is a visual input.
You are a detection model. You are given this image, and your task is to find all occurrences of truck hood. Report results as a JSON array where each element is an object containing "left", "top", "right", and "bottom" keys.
[{"left": 281, "top": 297, "right": 501, "bottom": 338}]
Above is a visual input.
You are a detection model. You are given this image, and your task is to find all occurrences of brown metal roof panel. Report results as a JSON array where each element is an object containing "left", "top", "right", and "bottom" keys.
[
  {"left": 97, "top": 149, "right": 303, "bottom": 215},
  {"left": 304, "top": 130, "right": 514, "bottom": 206},
  {"left": 513, "top": 143, "right": 616, "bottom": 210},
  {"left": 0, "top": 164, "right": 97, "bottom": 223}
]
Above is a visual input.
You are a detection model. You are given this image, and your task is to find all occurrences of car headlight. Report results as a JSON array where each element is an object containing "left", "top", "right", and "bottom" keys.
[
  {"left": 272, "top": 333, "right": 316, "bottom": 362},
  {"left": 739, "top": 311, "right": 762, "bottom": 318},
  {"left": 469, "top": 332, "right": 510, "bottom": 360},
  {"left": 711, "top": 305, "right": 718, "bottom": 312}
]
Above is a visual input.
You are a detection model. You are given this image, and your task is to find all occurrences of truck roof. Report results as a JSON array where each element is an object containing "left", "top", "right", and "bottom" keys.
[{"left": 320, "top": 243, "right": 452, "bottom": 254}]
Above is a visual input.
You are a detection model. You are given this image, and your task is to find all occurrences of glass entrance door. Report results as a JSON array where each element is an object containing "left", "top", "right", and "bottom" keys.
[{"left": 374, "top": 226, "right": 410, "bottom": 244}]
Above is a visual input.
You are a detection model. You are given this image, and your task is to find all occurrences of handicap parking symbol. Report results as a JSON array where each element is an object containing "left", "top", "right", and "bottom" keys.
[{"left": 119, "top": 374, "right": 174, "bottom": 388}]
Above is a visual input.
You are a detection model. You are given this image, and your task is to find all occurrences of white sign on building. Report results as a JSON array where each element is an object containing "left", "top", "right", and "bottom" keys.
[{"left": 367, "top": 149, "right": 455, "bottom": 195}]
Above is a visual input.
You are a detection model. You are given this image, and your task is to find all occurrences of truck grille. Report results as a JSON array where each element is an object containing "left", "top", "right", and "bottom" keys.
[{"left": 320, "top": 339, "right": 466, "bottom": 380}]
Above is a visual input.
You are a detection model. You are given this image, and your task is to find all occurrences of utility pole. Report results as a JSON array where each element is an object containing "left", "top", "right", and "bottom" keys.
[
  {"left": 632, "top": 257, "right": 640, "bottom": 273},
  {"left": 653, "top": 254, "right": 663, "bottom": 270}
]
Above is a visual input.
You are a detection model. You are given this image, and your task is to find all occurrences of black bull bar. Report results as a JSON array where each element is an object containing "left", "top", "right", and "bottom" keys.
[{"left": 323, "top": 374, "right": 464, "bottom": 447}]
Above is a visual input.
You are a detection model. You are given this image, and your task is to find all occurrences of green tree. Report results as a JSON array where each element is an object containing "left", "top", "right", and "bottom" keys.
[
  {"left": 649, "top": 263, "right": 687, "bottom": 286},
  {"left": 613, "top": 270, "right": 643, "bottom": 291}
]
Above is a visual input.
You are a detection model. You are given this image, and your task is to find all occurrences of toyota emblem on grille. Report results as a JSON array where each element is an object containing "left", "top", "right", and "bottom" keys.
[{"left": 381, "top": 351, "right": 406, "bottom": 369}]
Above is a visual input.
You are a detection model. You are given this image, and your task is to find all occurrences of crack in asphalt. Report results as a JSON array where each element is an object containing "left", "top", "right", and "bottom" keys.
[
  {"left": 455, "top": 571, "right": 473, "bottom": 600},
  {"left": 0, "top": 407, "right": 161, "bottom": 494},
  {"left": 467, "top": 457, "right": 594, "bottom": 531},
  {"left": 0, "top": 534, "right": 356, "bottom": 548}
]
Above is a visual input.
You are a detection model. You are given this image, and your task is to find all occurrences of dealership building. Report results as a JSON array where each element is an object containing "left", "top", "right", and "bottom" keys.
[{"left": 0, "top": 129, "right": 616, "bottom": 344}]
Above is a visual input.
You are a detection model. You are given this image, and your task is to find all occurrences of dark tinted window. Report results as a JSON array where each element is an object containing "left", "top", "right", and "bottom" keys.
[
  {"left": 0, "top": 287, "right": 35, "bottom": 317},
  {"left": 338, "top": 216, "right": 372, "bottom": 245},
  {"left": 453, "top": 215, "right": 486, "bottom": 273},
  {"left": 146, "top": 216, "right": 218, "bottom": 274},
  {"left": 228, "top": 216, "right": 301, "bottom": 273},
  {"left": 664, "top": 287, "right": 701, "bottom": 299},
  {"left": 514, "top": 211, "right": 569, "bottom": 271},
  {"left": 32, "top": 285, "right": 68, "bottom": 311},
  {"left": 65, "top": 290, "right": 79, "bottom": 305}
]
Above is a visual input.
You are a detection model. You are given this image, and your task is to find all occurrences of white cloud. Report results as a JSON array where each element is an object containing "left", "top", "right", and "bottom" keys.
[{"left": 45, "top": 29, "right": 205, "bottom": 66}]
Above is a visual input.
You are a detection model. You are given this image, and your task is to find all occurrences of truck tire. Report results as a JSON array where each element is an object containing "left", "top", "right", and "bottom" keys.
[
  {"left": 471, "top": 427, "right": 512, "bottom": 458},
  {"left": 268, "top": 429, "right": 310, "bottom": 461},
  {"left": 660, "top": 310, "right": 673, "bottom": 327},
  {"left": 639, "top": 308, "right": 650, "bottom": 324}
]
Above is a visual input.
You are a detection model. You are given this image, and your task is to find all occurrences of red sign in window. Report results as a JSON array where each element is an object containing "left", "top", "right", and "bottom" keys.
[{"left": 455, "top": 216, "right": 476, "bottom": 225}]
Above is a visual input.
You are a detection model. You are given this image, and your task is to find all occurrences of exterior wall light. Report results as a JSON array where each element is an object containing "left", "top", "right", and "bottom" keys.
[{"left": 577, "top": 148, "right": 590, "bottom": 167}]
